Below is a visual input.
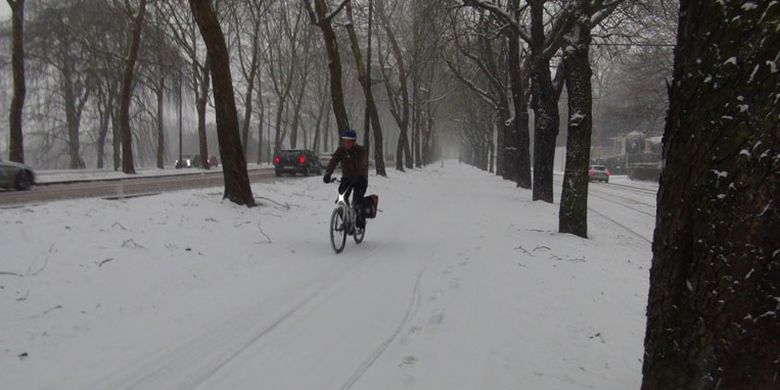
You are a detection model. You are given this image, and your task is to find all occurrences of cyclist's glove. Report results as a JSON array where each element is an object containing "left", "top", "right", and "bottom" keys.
[{"left": 323, "top": 174, "right": 331, "bottom": 183}]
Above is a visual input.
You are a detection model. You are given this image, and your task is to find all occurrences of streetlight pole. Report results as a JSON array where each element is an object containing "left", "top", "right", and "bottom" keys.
[
  {"left": 178, "top": 69, "right": 183, "bottom": 168},
  {"left": 364, "top": 0, "right": 373, "bottom": 155},
  {"left": 267, "top": 97, "right": 271, "bottom": 164}
]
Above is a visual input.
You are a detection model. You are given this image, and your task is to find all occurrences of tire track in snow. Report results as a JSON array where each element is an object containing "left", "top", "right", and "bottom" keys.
[
  {"left": 91, "top": 243, "right": 388, "bottom": 390},
  {"left": 587, "top": 191, "right": 656, "bottom": 217},
  {"left": 588, "top": 208, "right": 653, "bottom": 244},
  {"left": 552, "top": 178, "right": 654, "bottom": 243},
  {"left": 339, "top": 267, "right": 426, "bottom": 390}
]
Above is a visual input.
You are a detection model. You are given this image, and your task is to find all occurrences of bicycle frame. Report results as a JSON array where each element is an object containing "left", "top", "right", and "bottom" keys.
[{"left": 329, "top": 178, "right": 364, "bottom": 253}]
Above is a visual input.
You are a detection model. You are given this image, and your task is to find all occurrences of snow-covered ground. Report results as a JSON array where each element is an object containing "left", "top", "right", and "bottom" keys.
[
  {"left": 1, "top": 161, "right": 656, "bottom": 389},
  {"left": 33, "top": 163, "right": 273, "bottom": 184}
]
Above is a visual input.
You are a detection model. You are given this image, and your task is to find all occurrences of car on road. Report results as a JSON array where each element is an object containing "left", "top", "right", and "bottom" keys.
[
  {"left": 0, "top": 158, "right": 35, "bottom": 190},
  {"left": 175, "top": 155, "right": 193, "bottom": 168},
  {"left": 588, "top": 165, "right": 610, "bottom": 183},
  {"left": 207, "top": 155, "right": 219, "bottom": 167},
  {"left": 274, "top": 149, "right": 322, "bottom": 177}
]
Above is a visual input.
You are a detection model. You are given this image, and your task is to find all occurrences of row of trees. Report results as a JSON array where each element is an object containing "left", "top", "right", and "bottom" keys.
[{"left": 1, "top": 0, "right": 459, "bottom": 174}]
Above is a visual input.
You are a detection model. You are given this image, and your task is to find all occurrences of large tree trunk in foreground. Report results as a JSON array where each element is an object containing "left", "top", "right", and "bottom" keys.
[
  {"left": 189, "top": 0, "right": 255, "bottom": 207},
  {"left": 641, "top": 1, "right": 779, "bottom": 388},
  {"left": 559, "top": 0, "right": 592, "bottom": 238}
]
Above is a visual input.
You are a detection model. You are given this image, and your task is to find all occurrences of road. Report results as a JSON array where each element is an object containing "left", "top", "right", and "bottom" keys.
[
  {"left": 3, "top": 165, "right": 658, "bottom": 389},
  {"left": 554, "top": 174, "right": 658, "bottom": 243},
  {"left": 0, "top": 168, "right": 279, "bottom": 207}
]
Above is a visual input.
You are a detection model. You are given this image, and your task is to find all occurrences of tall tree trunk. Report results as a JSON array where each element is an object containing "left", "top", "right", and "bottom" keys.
[
  {"left": 345, "top": 3, "right": 386, "bottom": 176},
  {"left": 189, "top": 0, "right": 255, "bottom": 207},
  {"left": 7, "top": 0, "right": 25, "bottom": 163},
  {"left": 112, "top": 106, "right": 120, "bottom": 170},
  {"left": 256, "top": 78, "right": 264, "bottom": 165},
  {"left": 195, "top": 58, "right": 211, "bottom": 169},
  {"left": 273, "top": 98, "right": 287, "bottom": 151},
  {"left": 529, "top": 0, "right": 559, "bottom": 203},
  {"left": 323, "top": 110, "right": 331, "bottom": 154},
  {"left": 642, "top": 1, "right": 780, "bottom": 388},
  {"left": 413, "top": 81, "right": 422, "bottom": 168},
  {"left": 241, "top": 44, "right": 258, "bottom": 159},
  {"left": 558, "top": 1, "right": 591, "bottom": 238},
  {"left": 312, "top": 88, "right": 326, "bottom": 153},
  {"left": 305, "top": 0, "right": 350, "bottom": 132},
  {"left": 376, "top": 0, "right": 410, "bottom": 171},
  {"left": 95, "top": 82, "right": 115, "bottom": 169},
  {"left": 289, "top": 67, "right": 309, "bottom": 149},
  {"left": 506, "top": 17, "right": 531, "bottom": 188},
  {"left": 62, "top": 65, "right": 87, "bottom": 169},
  {"left": 119, "top": 0, "right": 147, "bottom": 174},
  {"left": 156, "top": 75, "right": 165, "bottom": 169},
  {"left": 96, "top": 102, "right": 110, "bottom": 169},
  {"left": 506, "top": 0, "right": 532, "bottom": 189}
]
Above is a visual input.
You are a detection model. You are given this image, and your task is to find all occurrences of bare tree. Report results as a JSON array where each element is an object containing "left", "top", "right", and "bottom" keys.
[
  {"left": 303, "top": 0, "right": 351, "bottom": 133},
  {"left": 445, "top": 9, "right": 509, "bottom": 176},
  {"left": 266, "top": 2, "right": 306, "bottom": 151},
  {"left": 460, "top": 0, "right": 534, "bottom": 188},
  {"left": 157, "top": 0, "right": 212, "bottom": 169},
  {"left": 6, "top": 0, "right": 25, "bottom": 163},
  {"left": 116, "top": 0, "right": 147, "bottom": 174},
  {"left": 558, "top": 0, "right": 592, "bottom": 238},
  {"left": 27, "top": 0, "right": 97, "bottom": 169},
  {"left": 344, "top": 1, "right": 387, "bottom": 176},
  {"left": 376, "top": 0, "right": 412, "bottom": 170},
  {"left": 228, "top": 0, "right": 269, "bottom": 159},
  {"left": 188, "top": 0, "right": 255, "bottom": 207}
]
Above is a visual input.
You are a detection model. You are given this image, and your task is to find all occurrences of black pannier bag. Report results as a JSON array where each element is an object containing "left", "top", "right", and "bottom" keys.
[{"left": 364, "top": 194, "right": 379, "bottom": 218}]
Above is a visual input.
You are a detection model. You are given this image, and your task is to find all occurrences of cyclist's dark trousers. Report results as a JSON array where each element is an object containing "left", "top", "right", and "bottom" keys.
[{"left": 339, "top": 176, "right": 368, "bottom": 210}]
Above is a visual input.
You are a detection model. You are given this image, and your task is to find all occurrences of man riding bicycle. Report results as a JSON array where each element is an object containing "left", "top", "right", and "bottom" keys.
[{"left": 323, "top": 129, "right": 369, "bottom": 229}]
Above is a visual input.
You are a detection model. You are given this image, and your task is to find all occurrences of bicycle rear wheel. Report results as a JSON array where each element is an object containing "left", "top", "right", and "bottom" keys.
[
  {"left": 330, "top": 207, "right": 347, "bottom": 253},
  {"left": 353, "top": 218, "right": 365, "bottom": 244}
]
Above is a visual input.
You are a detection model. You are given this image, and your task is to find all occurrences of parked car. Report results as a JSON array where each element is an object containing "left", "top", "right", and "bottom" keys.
[
  {"left": 175, "top": 155, "right": 193, "bottom": 168},
  {"left": 0, "top": 158, "right": 35, "bottom": 190},
  {"left": 273, "top": 149, "right": 322, "bottom": 177},
  {"left": 588, "top": 165, "right": 610, "bottom": 183},
  {"left": 207, "top": 155, "right": 219, "bottom": 167}
]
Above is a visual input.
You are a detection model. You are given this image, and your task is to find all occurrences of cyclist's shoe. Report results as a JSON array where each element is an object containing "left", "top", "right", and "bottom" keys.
[{"left": 356, "top": 214, "right": 366, "bottom": 229}]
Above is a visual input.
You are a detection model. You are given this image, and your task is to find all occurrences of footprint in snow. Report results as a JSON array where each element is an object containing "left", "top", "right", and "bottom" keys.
[
  {"left": 400, "top": 355, "right": 418, "bottom": 366},
  {"left": 429, "top": 312, "right": 445, "bottom": 325}
]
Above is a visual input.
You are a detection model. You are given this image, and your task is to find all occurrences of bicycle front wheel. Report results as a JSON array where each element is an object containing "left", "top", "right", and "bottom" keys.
[{"left": 330, "top": 207, "right": 347, "bottom": 253}]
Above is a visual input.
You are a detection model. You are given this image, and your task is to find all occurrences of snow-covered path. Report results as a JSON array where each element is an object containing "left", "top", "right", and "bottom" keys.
[{"left": 1, "top": 162, "right": 655, "bottom": 389}]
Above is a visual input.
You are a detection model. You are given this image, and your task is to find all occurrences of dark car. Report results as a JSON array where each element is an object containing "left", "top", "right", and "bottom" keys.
[
  {"left": 273, "top": 149, "right": 322, "bottom": 177},
  {"left": 588, "top": 165, "right": 610, "bottom": 183},
  {"left": 207, "top": 156, "right": 219, "bottom": 167},
  {"left": 0, "top": 158, "right": 35, "bottom": 190}
]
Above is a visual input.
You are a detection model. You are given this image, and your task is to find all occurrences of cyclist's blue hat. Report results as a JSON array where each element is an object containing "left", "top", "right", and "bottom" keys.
[{"left": 341, "top": 129, "right": 357, "bottom": 140}]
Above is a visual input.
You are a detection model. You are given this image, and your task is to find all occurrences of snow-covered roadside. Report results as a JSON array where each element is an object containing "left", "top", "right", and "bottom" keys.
[
  {"left": 1, "top": 161, "right": 652, "bottom": 389},
  {"left": 33, "top": 163, "right": 273, "bottom": 184}
]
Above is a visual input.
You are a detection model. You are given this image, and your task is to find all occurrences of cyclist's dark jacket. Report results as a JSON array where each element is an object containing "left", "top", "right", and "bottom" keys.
[{"left": 325, "top": 144, "right": 369, "bottom": 177}]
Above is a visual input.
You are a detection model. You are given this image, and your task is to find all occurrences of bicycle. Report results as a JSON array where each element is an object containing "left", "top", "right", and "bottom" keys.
[{"left": 328, "top": 178, "right": 366, "bottom": 253}]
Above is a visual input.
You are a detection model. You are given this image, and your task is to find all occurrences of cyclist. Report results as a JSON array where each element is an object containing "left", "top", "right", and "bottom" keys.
[{"left": 323, "top": 129, "right": 369, "bottom": 229}]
